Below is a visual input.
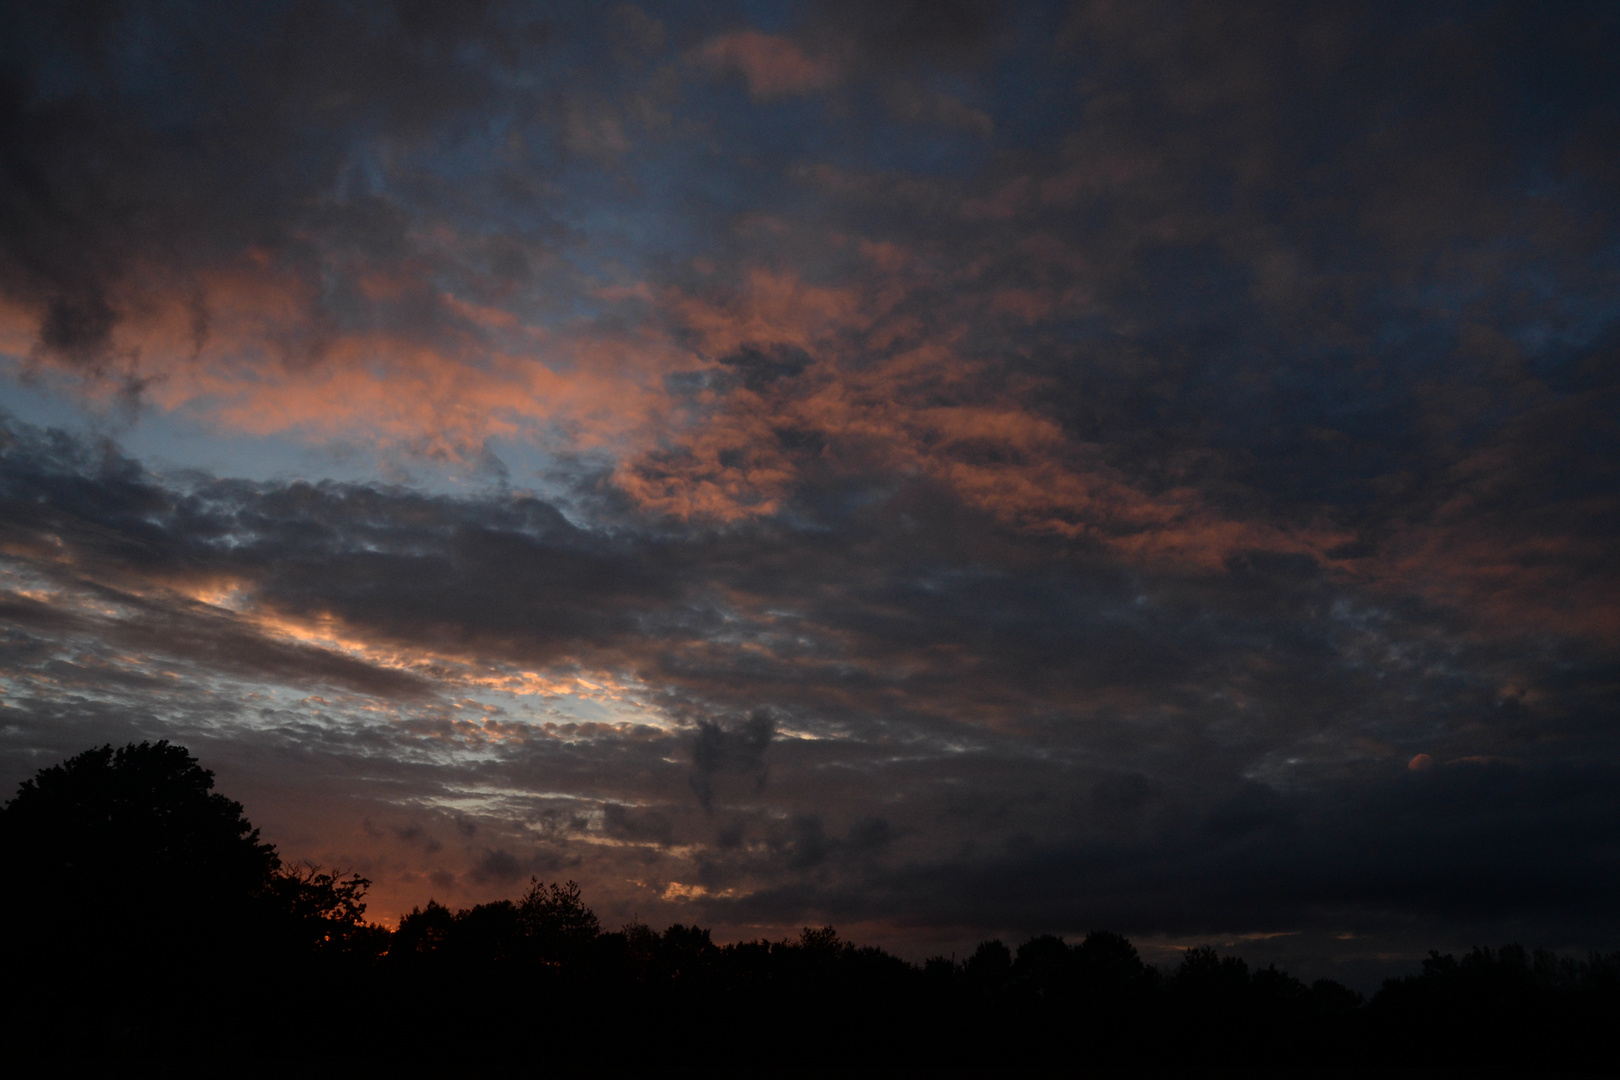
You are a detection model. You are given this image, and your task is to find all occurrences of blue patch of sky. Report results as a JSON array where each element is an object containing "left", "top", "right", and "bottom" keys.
[
  {"left": 47, "top": 1, "right": 280, "bottom": 139},
  {"left": 0, "top": 13, "right": 87, "bottom": 104},
  {"left": 680, "top": 76, "right": 988, "bottom": 186},
  {"left": 843, "top": 118, "right": 995, "bottom": 180},
  {"left": 0, "top": 362, "right": 588, "bottom": 501},
  {"left": 1124, "top": 242, "right": 1256, "bottom": 331},
  {"left": 1052, "top": 315, "right": 1114, "bottom": 343},
  {"left": 733, "top": 0, "right": 805, "bottom": 36},
  {"left": 403, "top": 13, "right": 1017, "bottom": 291},
  {"left": 548, "top": 163, "right": 726, "bottom": 294},
  {"left": 1497, "top": 264, "right": 1620, "bottom": 384},
  {"left": 980, "top": 7, "right": 1077, "bottom": 152},
  {"left": 400, "top": 122, "right": 707, "bottom": 307}
]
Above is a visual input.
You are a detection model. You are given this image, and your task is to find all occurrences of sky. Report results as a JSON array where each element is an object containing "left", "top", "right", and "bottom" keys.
[{"left": 1, "top": 0, "right": 1617, "bottom": 987}]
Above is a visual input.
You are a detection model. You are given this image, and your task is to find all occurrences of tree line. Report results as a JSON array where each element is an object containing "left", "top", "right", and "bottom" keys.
[{"left": 2, "top": 742, "right": 1614, "bottom": 1072}]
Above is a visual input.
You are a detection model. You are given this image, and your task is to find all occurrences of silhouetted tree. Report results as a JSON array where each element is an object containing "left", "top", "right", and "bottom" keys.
[
  {"left": 1177, "top": 944, "right": 1250, "bottom": 995},
  {"left": 2, "top": 742, "right": 276, "bottom": 901},
  {"left": 1074, "top": 930, "right": 1147, "bottom": 989},
  {"left": 922, "top": 954, "right": 962, "bottom": 989},
  {"left": 657, "top": 923, "right": 717, "bottom": 983},
  {"left": 1368, "top": 944, "right": 1620, "bottom": 1071},
  {"left": 965, "top": 938, "right": 1013, "bottom": 997},
  {"left": 0, "top": 741, "right": 385, "bottom": 1052},
  {"left": 0, "top": 741, "right": 278, "bottom": 984},
  {"left": 262, "top": 861, "right": 380, "bottom": 958},
  {"left": 1013, "top": 933, "right": 1074, "bottom": 1003},
  {"left": 8, "top": 742, "right": 1616, "bottom": 1071},
  {"left": 518, "top": 877, "right": 600, "bottom": 963}
]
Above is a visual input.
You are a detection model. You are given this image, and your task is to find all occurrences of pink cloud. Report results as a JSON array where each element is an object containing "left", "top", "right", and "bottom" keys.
[
  {"left": 11, "top": 246, "right": 693, "bottom": 464},
  {"left": 19, "top": 228, "right": 1609, "bottom": 652},
  {"left": 616, "top": 262, "right": 1359, "bottom": 576},
  {"left": 700, "top": 30, "right": 837, "bottom": 98}
]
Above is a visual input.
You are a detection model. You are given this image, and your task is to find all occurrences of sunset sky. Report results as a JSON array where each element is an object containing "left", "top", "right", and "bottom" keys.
[{"left": 2, "top": 1, "right": 1617, "bottom": 985}]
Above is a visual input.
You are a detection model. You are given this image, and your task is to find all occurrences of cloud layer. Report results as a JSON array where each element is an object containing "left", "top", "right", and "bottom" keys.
[{"left": 1, "top": 1, "right": 1617, "bottom": 979}]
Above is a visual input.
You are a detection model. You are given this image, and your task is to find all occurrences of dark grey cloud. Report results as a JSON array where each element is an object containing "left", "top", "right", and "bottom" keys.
[
  {"left": 808, "top": 0, "right": 1006, "bottom": 67},
  {"left": 699, "top": 1, "right": 1620, "bottom": 566},
  {"left": 365, "top": 818, "right": 444, "bottom": 854},
  {"left": 601, "top": 801, "right": 675, "bottom": 847},
  {"left": 0, "top": 0, "right": 611, "bottom": 370},
  {"left": 684, "top": 758, "right": 1620, "bottom": 976},
  {"left": 4, "top": 410, "right": 1613, "bottom": 789},
  {"left": 470, "top": 847, "right": 524, "bottom": 885},
  {"left": 689, "top": 712, "right": 773, "bottom": 810},
  {"left": 912, "top": 759, "right": 1620, "bottom": 933}
]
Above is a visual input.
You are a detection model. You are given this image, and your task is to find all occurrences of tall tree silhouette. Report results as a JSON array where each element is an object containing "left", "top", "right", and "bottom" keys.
[
  {"left": 1, "top": 742, "right": 277, "bottom": 946},
  {"left": 518, "top": 877, "right": 600, "bottom": 963},
  {"left": 0, "top": 739, "right": 376, "bottom": 1046}
]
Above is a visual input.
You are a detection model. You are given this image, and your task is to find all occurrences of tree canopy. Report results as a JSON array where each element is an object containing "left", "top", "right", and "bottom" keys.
[
  {"left": 3, "top": 742, "right": 1616, "bottom": 1073},
  {"left": 1, "top": 742, "right": 276, "bottom": 925},
  {"left": 0, "top": 741, "right": 371, "bottom": 971}
]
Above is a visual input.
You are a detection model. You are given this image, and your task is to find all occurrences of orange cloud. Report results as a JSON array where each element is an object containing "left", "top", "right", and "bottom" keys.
[
  {"left": 13, "top": 248, "right": 693, "bottom": 463},
  {"left": 1369, "top": 522, "right": 1620, "bottom": 643},
  {"left": 699, "top": 30, "right": 838, "bottom": 98},
  {"left": 961, "top": 175, "right": 1031, "bottom": 220},
  {"left": 619, "top": 263, "right": 1355, "bottom": 575},
  {"left": 12, "top": 233, "right": 1606, "bottom": 650}
]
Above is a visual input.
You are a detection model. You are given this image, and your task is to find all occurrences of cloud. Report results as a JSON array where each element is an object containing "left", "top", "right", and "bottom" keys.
[
  {"left": 0, "top": 1, "right": 525, "bottom": 365},
  {"left": 0, "top": 2, "right": 1608, "bottom": 657},
  {"left": 807, "top": 0, "right": 1005, "bottom": 69},
  {"left": 0, "top": 0, "right": 1616, "bottom": 975},
  {"left": 695, "top": 759, "right": 1620, "bottom": 954},
  {"left": 689, "top": 712, "right": 774, "bottom": 810},
  {"left": 699, "top": 31, "right": 838, "bottom": 98},
  {"left": 470, "top": 848, "right": 524, "bottom": 886}
]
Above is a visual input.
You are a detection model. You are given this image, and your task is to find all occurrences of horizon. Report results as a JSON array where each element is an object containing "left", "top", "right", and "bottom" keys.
[{"left": 2, "top": 0, "right": 1617, "bottom": 994}]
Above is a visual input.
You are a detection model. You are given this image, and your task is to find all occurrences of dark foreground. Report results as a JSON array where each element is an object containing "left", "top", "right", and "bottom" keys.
[
  {"left": 3, "top": 743, "right": 1616, "bottom": 1074},
  {"left": 11, "top": 868, "right": 1618, "bottom": 1075}
]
